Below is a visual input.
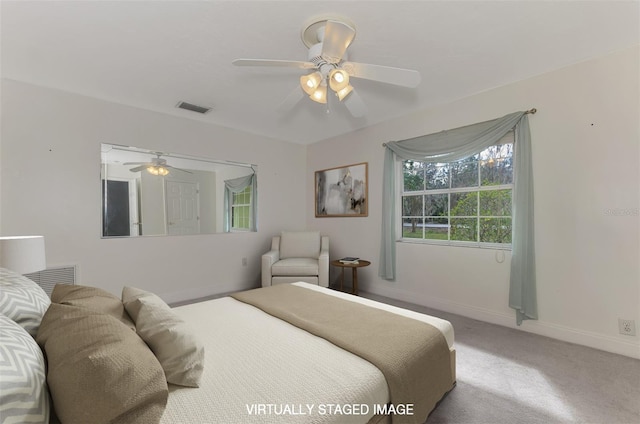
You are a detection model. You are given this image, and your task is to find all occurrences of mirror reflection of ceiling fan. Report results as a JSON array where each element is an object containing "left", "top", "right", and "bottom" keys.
[
  {"left": 232, "top": 16, "right": 421, "bottom": 117},
  {"left": 124, "top": 153, "right": 192, "bottom": 176}
]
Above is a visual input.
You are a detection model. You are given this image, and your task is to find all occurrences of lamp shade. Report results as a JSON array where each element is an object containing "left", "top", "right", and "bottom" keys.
[{"left": 0, "top": 236, "right": 46, "bottom": 274}]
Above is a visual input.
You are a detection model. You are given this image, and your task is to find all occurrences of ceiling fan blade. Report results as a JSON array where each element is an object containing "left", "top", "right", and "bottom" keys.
[
  {"left": 321, "top": 20, "right": 356, "bottom": 64},
  {"left": 129, "top": 165, "right": 147, "bottom": 173},
  {"left": 343, "top": 89, "right": 366, "bottom": 118},
  {"left": 342, "top": 62, "right": 421, "bottom": 88},
  {"left": 166, "top": 165, "right": 192, "bottom": 174},
  {"left": 123, "top": 161, "right": 149, "bottom": 166},
  {"left": 277, "top": 86, "right": 304, "bottom": 114},
  {"left": 232, "top": 59, "right": 316, "bottom": 69}
]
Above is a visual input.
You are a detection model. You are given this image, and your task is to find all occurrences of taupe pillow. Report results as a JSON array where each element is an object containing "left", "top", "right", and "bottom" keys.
[
  {"left": 122, "top": 286, "right": 204, "bottom": 387},
  {"left": 36, "top": 303, "right": 168, "bottom": 424},
  {"left": 51, "top": 284, "right": 135, "bottom": 330}
]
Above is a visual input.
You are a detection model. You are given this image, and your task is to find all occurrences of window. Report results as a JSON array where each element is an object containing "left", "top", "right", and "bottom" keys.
[
  {"left": 231, "top": 186, "right": 252, "bottom": 230},
  {"left": 401, "top": 132, "right": 514, "bottom": 248}
]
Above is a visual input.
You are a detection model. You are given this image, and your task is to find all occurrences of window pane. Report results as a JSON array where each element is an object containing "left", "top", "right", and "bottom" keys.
[
  {"left": 233, "top": 206, "right": 248, "bottom": 229},
  {"left": 231, "top": 186, "right": 251, "bottom": 230},
  {"left": 425, "top": 217, "right": 449, "bottom": 240},
  {"left": 479, "top": 189, "right": 512, "bottom": 216},
  {"left": 451, "top": 156, "right": 479, "bottom": 188},
  {"left": 480, "top": 218, "right": 512, "bottom": 243},
  {"left": 399, "top": 140, "right": 512, "bottom": 247},
  {"left": 425, "top": 193, "right": 448, "bottom": 216},
  {"left": 426, "top": 163, "right": 449, "bottom": 190},
  {"left": 480, "top": 144, "right": 513, "bottom": 185},
  {"left": 450, "top": 218, "right": 477, "bottom": 241},
  {"left": 403, "top": 195, "right": 423, "bottom": 217},
  {"left": 451, "top": 192, "right": 477, "bottom": 216},
  {"left": 403, "top": 161, "right": 425, "bottom": 192},
  {"left": 402, "top": 217, "right": 423, "bottom": 239}
]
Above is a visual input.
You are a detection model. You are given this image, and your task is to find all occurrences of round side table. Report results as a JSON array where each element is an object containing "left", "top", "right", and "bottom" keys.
[{"left": 330, "top": 259, "right": 371, "bottom": 295}]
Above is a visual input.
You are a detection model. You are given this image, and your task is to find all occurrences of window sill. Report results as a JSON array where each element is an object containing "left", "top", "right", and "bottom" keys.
[{"left": 398, "top": 238, "right": 512, "bottom": 251}]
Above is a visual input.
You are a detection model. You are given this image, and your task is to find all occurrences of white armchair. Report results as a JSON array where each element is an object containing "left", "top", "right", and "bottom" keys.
[{"left": 262, "top": 231, "right": 329, "bottom": 287}]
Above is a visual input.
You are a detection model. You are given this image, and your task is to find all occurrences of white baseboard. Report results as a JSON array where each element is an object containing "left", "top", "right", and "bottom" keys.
[{"left": 363, "top": 283, "right": 640, "bottom": 360}]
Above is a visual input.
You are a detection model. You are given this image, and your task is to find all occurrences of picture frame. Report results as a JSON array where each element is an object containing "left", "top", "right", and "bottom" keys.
[{"left": 315, "top": 162, "right": 368, "bottom": 217}]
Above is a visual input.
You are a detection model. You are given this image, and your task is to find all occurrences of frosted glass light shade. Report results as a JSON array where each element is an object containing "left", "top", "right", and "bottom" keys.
[
  {"left": 0, "top": 236, "right": 46, "bottom": 274},
  {"left": 309, "top": 84, "right": 327, "bottom": 104},
  {"left": 300, "top": 72, "right": 323, "bottom": 96},
  {"left": 329, "top": 69, "right": 350, "bottom": 92},
  {"left": 335, "top": 85, "right": 354, "bottom": 101}
]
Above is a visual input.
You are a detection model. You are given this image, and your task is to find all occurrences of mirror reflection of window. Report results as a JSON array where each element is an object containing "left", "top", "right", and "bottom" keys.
[
  {"left": 223, "top": 173, "right": 257, "bottom": 232},
  {"left": 101, "top": 143, "right": 257, "bottom": 238},
  {"left": 232, "top": 186, "right": 252, "bottom": 230}
]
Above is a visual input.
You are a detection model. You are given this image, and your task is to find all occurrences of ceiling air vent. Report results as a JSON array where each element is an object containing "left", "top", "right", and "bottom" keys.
[{"left": 176, "top": 101, "right": 212, "bottom": 114}]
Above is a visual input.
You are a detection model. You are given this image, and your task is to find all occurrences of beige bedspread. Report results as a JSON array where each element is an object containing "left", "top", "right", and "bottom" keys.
[
  {"left": 163, "top": 296, "right": 390, "bottom": 423},
  {"left": 231, "top": 284, "right": 454, "bottom": 424}
]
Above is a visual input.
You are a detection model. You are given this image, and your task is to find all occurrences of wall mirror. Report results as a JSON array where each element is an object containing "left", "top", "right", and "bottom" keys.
[{"left": 101, "top": 143, "right": 257, "bottom": 238}]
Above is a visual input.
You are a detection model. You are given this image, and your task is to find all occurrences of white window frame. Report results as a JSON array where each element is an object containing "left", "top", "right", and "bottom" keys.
[{"left": 398, "top": 132, "right": 514, "bottom": 250}]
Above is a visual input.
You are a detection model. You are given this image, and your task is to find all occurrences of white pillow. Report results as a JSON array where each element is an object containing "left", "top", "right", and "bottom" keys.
[
  {"left": 0, "top": 267, "right": 51, "bottom": 337},
  {"left": 122, "top": 286, "right": 204, "bottom": 387},
  {"left": 0, "top": 315, "right": 50, "bottom": 424}
]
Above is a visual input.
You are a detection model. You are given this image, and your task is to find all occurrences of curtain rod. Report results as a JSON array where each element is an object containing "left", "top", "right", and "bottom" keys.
[{"left": 382, "top": 108, "right": 537, "bottom": 147}]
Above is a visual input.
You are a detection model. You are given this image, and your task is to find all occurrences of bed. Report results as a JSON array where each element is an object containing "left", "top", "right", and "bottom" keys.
[{"left": 0, "top": 267, "right": 456, "bottom": 424}]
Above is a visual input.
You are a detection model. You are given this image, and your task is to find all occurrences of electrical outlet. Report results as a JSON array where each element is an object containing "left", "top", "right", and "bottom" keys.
[
  {"left": 618, "top": 319, "right": 636, "bottom": 336},
  {"left": 242, "top": 257, "right": 247, "bottom": 267}
]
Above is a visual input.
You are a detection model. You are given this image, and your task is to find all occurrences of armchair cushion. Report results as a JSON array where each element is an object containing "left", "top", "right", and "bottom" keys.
[
  {"left": 272, "top": 258, "right": 319, "bottom": 276},
  {"left": 279, "top": 231, "right": 320, "bottom": 259}
]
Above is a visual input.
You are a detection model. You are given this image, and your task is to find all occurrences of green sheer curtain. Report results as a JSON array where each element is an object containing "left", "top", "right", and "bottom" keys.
[
  {"left": 223, "top": 173, "right": 257, "bottom": 232},
  {"left": 379, "top": 111, "right": 537, "bottom": 324}
]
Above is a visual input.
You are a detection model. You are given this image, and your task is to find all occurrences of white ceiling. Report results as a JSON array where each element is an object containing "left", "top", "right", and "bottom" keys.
[{"left": 2, "top": 0, "right": 639, "bottom": 145}]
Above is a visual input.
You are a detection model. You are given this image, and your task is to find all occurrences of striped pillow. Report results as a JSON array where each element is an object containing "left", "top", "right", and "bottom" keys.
[
  {"left": 0, "top": 268, "right": 51, "bottom": 337},
  {"left": 0, "top": 315, "right": 50, "bottom": 424}
]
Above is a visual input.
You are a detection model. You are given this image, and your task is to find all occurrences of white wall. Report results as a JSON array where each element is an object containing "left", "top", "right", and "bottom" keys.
[
  {"left": 307, "top": 46, "right": 640, "bottom": 358},
  {"left": 0, "top": 80, "right": 307, "bottom": 303}
]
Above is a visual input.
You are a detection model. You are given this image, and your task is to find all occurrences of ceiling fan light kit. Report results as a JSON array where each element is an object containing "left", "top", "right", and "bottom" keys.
[
  {"left": 232, "top": 16, "right": 421, "bottom": 117},
  {"left": 147, "top": 166, "right": 170, "bottom": 176},
  {"left": 124, "top": 153, "right": 192, "bottom": 176}
]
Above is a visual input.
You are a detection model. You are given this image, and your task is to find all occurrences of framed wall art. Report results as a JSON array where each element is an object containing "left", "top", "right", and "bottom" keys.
[{"left": 315, "top": 162, "right": 368, "bottom": 217}]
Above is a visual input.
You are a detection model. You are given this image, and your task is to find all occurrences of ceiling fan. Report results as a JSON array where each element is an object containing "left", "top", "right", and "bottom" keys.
[
  {"left": 124, "top": 153, "right": 192, "bottom": 176},
  {"left": 232, "top": 17, "right": 421, "bottom": 117}
]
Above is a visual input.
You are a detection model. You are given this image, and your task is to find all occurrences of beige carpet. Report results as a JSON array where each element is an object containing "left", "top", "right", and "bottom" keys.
[{"left": 359, "top": 291, "right": 640, "bottom": 424}]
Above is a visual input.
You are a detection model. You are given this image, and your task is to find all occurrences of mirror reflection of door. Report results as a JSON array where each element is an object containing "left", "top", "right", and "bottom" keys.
[
  {"left": 165, "top": 180, "right": 200, "bottom": 235},
  {"left": 102, "top": 179, "right": 140, "bottom": 237}
]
